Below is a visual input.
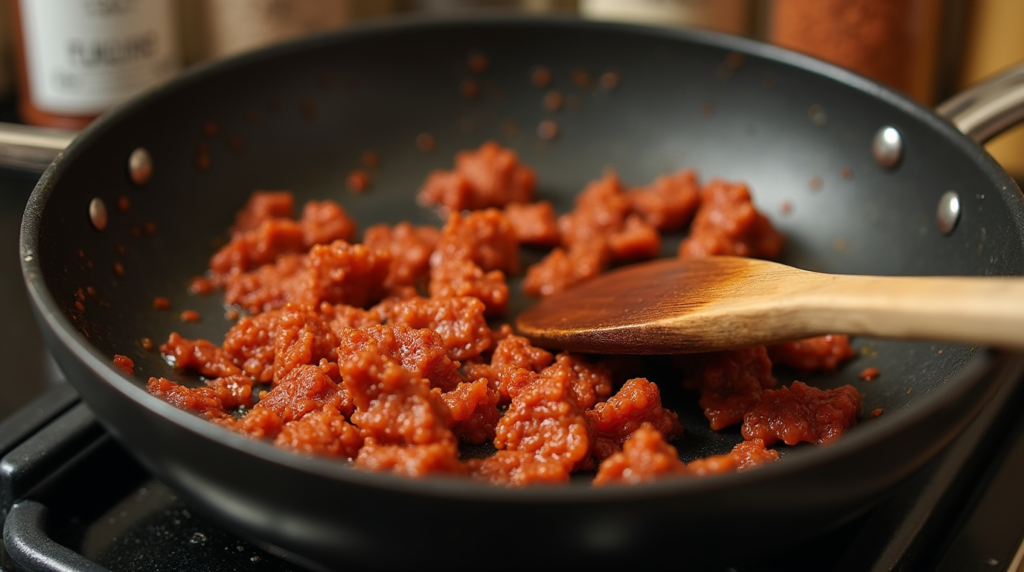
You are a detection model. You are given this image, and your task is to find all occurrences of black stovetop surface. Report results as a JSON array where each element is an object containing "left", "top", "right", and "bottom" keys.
[{"left": 2, "top": 160, "right": 1023, "bottom": 571}]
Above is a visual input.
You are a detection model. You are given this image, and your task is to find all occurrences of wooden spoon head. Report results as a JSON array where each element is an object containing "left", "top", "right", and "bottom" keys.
[{"left": 515, "top": 256, "right": 804, "bottom": 354}]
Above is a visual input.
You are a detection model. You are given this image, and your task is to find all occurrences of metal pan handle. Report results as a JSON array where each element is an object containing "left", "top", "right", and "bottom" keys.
[
  {"left": 0, "top": 122, "right": 76, "bottom": 172},
  {"left": 935, "top": 63, "right": 1024, "bottom": 145}
]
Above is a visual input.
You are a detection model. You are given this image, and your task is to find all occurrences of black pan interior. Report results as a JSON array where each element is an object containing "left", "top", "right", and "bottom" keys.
[{"left": 21, "top": 14, "right": 1024, "bottom": 569}]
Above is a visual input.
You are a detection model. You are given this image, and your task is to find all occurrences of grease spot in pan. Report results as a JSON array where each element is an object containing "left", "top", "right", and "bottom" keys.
[
  {"left": 530, "top": 66, "right": 552, "bottom": 88},
  {"left": 416, "top": 133, "right": 436, "bottom": 152},
  {"left": 598, "top": 69, "right": 621, "bottom": 90},
  {"left": 347, "top": 169, "right": 370, "bottom": 193},
  {"left": 537, "top": 120, "right": 558, "bottom": 141},
  {"left": 543, "top": 90, "right": 563, "bottom": 112},
  {"left": 460, "top": 79, "right": 480, "bottom": 101},
  {"left": 196, "top": 142, "right": 211, "bottom": 172},
  {"left": 319, "top": 71, "right": 334, "bottom": 89},
  {"left": 570, "top": 67, "right": 592, "bottom": 90},
  {"left": 467, "top": 49, "right": 489, "bottom": 73},
  {"left": 300, "top": 98, "right": 316, "bottom": 121}
]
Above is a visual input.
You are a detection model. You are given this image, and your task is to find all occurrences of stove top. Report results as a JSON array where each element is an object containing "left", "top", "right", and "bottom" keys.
[{"left": 2, "top": 162, "right": 1024, "bottom": 571}]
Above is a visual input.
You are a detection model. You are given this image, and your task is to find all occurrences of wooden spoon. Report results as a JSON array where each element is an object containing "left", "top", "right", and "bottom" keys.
[{"left": 514, "top": 256, "right": 1024, "bottom": 354}]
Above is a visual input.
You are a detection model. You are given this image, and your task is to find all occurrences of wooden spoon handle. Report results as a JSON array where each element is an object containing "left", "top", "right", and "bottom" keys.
[{"left": 784, "top": 273, "right": 1024, "bottom": 349}]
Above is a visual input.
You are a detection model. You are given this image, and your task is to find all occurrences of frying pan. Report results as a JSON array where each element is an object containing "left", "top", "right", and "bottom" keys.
[{"left": 17, "top": 14, "right": 1024, "bottom": 570}]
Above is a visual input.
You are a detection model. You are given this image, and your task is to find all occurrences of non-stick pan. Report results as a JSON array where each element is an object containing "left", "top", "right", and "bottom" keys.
[{"left": 18, "top": 15, "right": 1024, "bottom": 571}]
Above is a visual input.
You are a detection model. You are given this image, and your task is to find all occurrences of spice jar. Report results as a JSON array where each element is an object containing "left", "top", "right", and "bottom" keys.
[
  {"left": 179, "top": 0, "right": 351, "bottom": 65},
  {"left": 579, "top": 0, "right": 753, "bottom": 36},
  {"left": 8, "top": 0, "right": 182, "bottom": 129},
  {"left": 767, "top": 0, "right": 942, "bottom": 104}
]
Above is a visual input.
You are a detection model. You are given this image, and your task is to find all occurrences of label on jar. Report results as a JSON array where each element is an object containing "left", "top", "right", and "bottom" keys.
[{"left": 19, "top": 0, "right": 181, "bottom": 115}]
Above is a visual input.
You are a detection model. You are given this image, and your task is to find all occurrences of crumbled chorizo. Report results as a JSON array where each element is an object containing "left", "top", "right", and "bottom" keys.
[
  {"left": 379, "top": 296, "right": 491, "bottom": 361},
  {"left": 299, "top": 199, "right": 357, "bottom": 248},
  {"left": 144, "top": 145, "right": 867, "bottom": 488},
  {"left": 587, "top": 377, "right": 683, "bottom": 462},
  {"left": 627, "top": 169, "right": 701, "bottom": 231},
  {"left": 685, "top": 439, "right": 779, "bottom": 476},
  {"left": 229, "top": 190, "right": 294, "bottom": 235},
  {"left": 146, "top": 376, "right": 232, "bottom": 420},
  {"left": 678, "top": 179, "right": 784, "bottom": 260},
  {"left": 768, "top": 334, "right": 856, "bottom": 372},
  {"left": 432, "top": 209, "right": 520, "bottom": 275},
  {"left": 428, "top": 257, "right": 509, "bottom": 316},
  {"left": 341, "top": 350, "right": 463, "bottom": 476},
  {"left": 211, "top": 195, "right": 355, "bottom": 278},
  {"left": 272, "top": 303, "right": 339, "bottom": 384},
  {"left": 466, "top": 449, "right": 572, "bottom": 487},
  {"left": 742, "top": 381, "right": 861, "bottom": 446},
  {"left": 274, "top": 405, "right": 363, "bottom": 458},
  {"left": 337, "top": 325, "right": 464, "bottom": 393},
  {"left": 223, "top": 240, "right": 390, "bottom": 314},
  {"left": 256, "top": 362, "right": 350, "bottom": 423},
  {"left": 521, "top": 242, "right": 609, "bottom": 297},
  {"left": 544, "top": 352, "right": 614, "bottom": 410},
  {"left": 363, "top": 222, "right": 440, "bottom": 289},
  {"left": 417, "top": 141, "right": 536, "bottom": 214},
  {"left": 222, "top": 310, "right": 281, "bottom": 382},
  {"left": 593, "top": 423, "right": 686, "bottom": 486},
  {"left": 160, "top": 332, "right": 242, "bottom": 379},
  {"left": 492, "top": 365, "right": 591, "bottom": 481},
  {"left": 681, "top": 346, "right": 776, "bottom": 431},
  {"left": 503, "top": 201, "right": 560, "bottom": 247},
  {"left": 440, "top": 378, "right": 501, "bottom": 445}
]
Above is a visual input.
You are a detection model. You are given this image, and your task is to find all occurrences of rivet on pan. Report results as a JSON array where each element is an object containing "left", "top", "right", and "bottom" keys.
[
  {"left": 128, "top": 147, "right": 152, "bottom": 186},
  {"left": 89, "top": 197, "right": 108, "bottom": 231},
  {"left": 937, "top": 191, "right": 961, "bottom": 235},
  {"left": 872, "top": 126, "right": 903, "bottom": 169}
]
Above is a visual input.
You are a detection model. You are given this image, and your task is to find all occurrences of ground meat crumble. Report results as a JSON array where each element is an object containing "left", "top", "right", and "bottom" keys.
[{"left": 146, "top": 141, "right": 864, "bottom": 488}]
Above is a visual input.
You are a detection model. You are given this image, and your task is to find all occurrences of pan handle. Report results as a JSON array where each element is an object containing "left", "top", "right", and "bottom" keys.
[
  {"left": 0, "top": 122, "right": 77, "bottom": 173},
  {"left": 935, "top": 63, "right": 1024, "bottom": 145}
]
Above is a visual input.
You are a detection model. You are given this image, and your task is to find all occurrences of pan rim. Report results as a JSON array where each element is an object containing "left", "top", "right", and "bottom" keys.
[{"left": 18, "top": 13, "right": 1024, "bottom": 503}]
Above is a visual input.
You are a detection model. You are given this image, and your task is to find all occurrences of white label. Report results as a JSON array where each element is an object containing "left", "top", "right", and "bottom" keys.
[{"left": 20, "top": 0, "right": 181, "bottom": 115}]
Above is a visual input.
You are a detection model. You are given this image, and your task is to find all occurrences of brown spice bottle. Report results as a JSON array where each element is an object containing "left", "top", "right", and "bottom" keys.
[
  {"left": 8, "top": 0, "right": 182, "bottom": 129},
  {"left": 768, "top": 0, "right": 942, "bottom": 104}
]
